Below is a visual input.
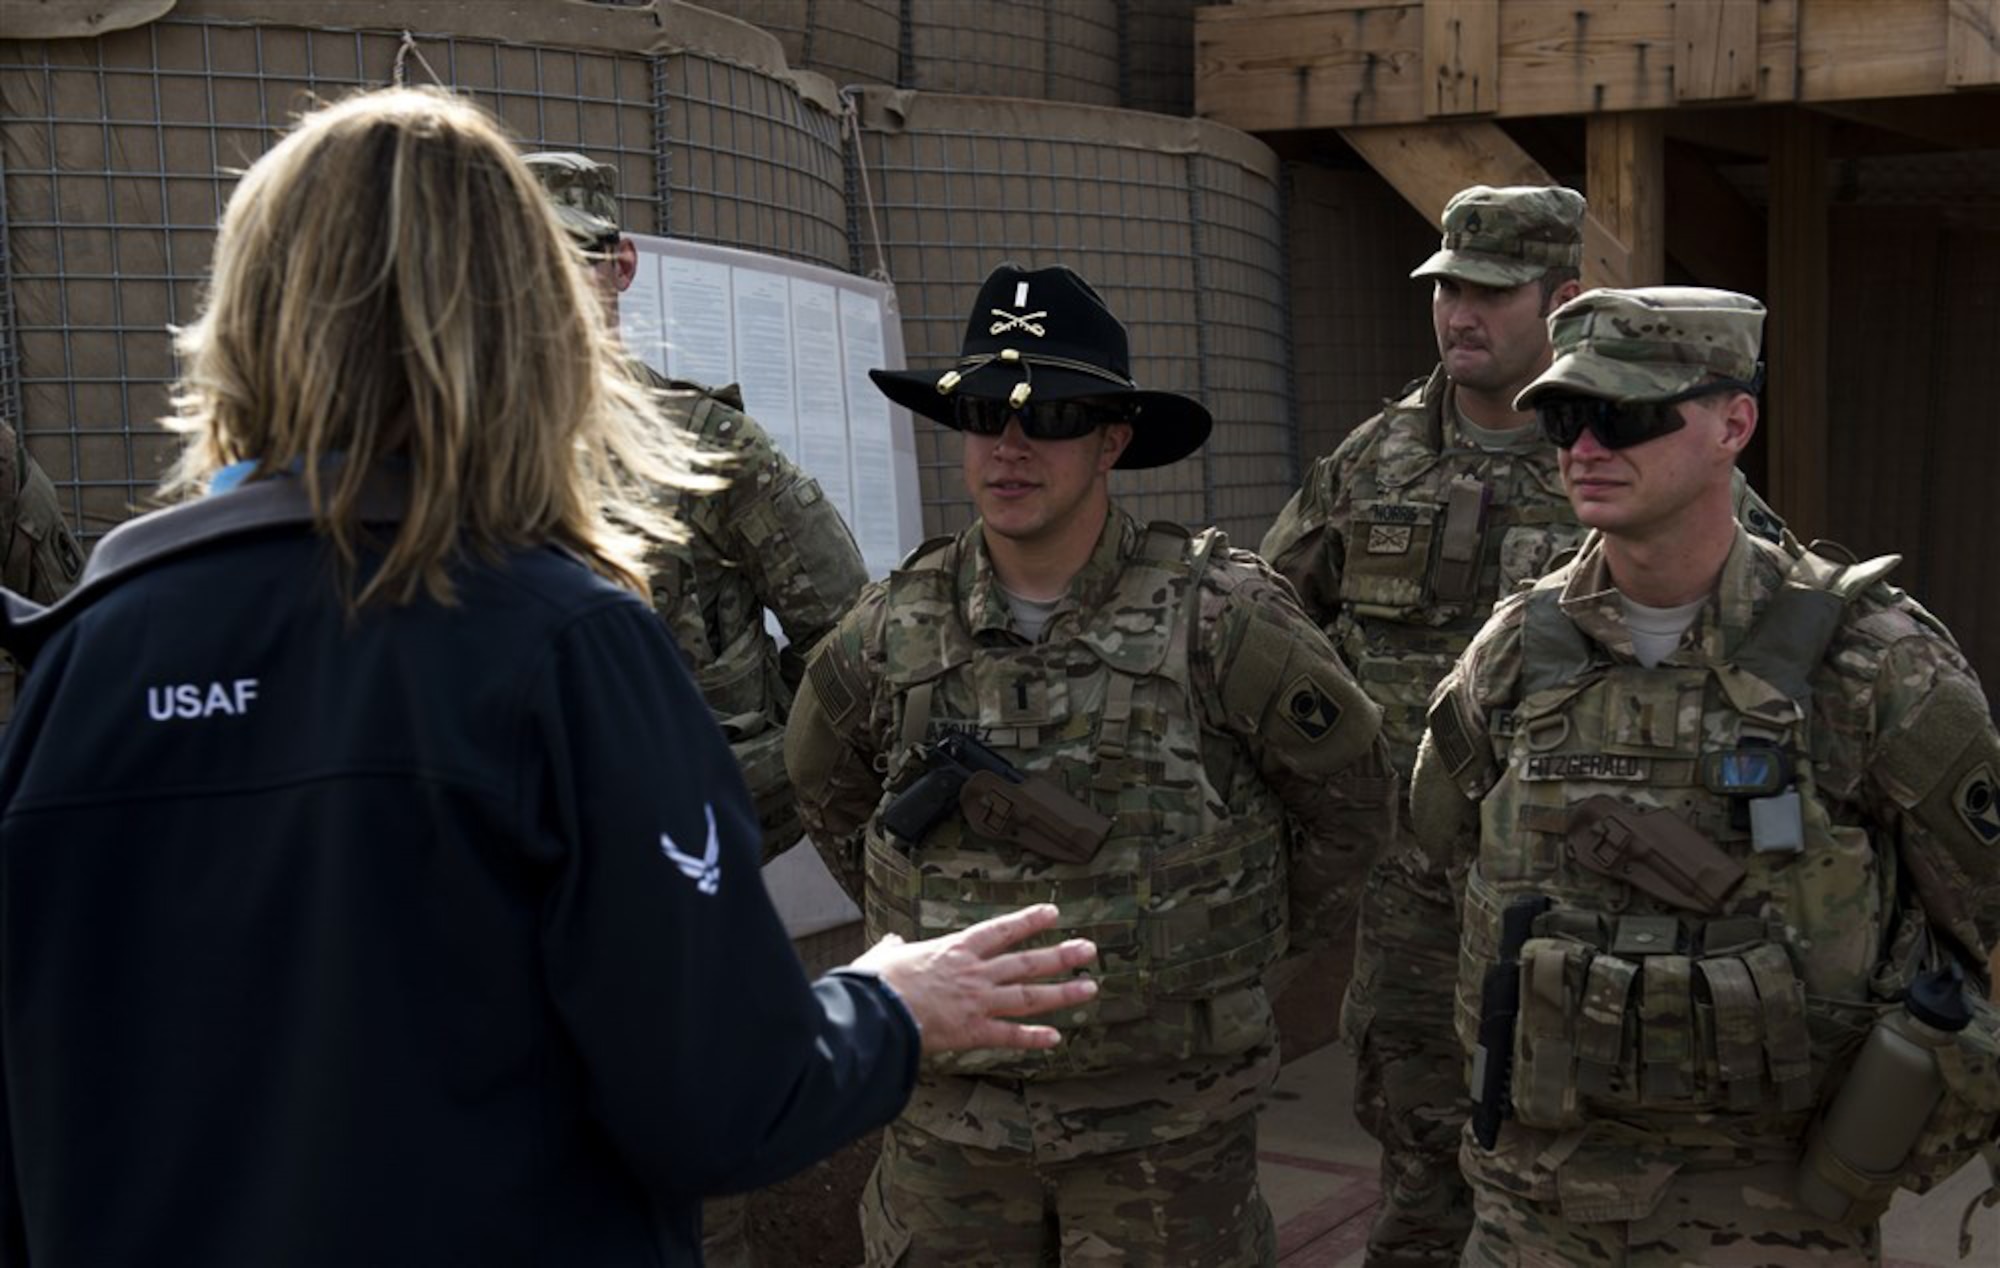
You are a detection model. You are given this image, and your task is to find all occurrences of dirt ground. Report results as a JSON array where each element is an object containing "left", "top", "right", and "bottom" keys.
[{"left": 748, "top": 1132, "right": 879, "bottom": 1267}]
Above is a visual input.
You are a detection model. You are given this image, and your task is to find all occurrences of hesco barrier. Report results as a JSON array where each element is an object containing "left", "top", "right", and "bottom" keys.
[
  {"left": 672, "top": 0, "right": 901, "bottom": 90},
  {"left": 847, "top": 86, "right": 1294, "bottom": 544},
  {"left": 0, "top": 0, "right": 845, "bottom": 543},
  {"left": 1119, "top": 0, "right": 1200, "bottom": 117},
  {"left": 904, "top": 0, "right": 1120, "bottom": 106},
  {"left": 677, "top": 0, "right": 1198, "bottom": 114}
]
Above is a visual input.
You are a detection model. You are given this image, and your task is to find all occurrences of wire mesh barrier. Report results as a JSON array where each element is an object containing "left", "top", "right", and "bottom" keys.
[
  {"left": 1118, "top": 0, "right": 1201, "bottom": 117},
  {"left": 0, "top": 0, "right": 847, "bottom": 542},
  {"left": 845, "top": 86, "right": 1292, "bottom": 544},
  {"left": 904, "top": 0, "right": 1120, "bottom": 106},
  {"left": 651, "top": 8, "right": 849, "bottom": 270},
  {"left": 1, "top": 0, "right": 1280, "bottom": 549},
  {"left": 690, "top": 0, "right": 1130, "bottom": 107},
  {"left": 667, "top": 0, "right": 901, "bottom": 90}
]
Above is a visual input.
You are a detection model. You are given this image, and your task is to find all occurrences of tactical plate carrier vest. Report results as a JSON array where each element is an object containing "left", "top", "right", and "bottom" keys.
[
  {"left": 1334, "top": 373, "right": 1578, "bottom": 776},
  {"left": 864, "top": 523, "right": 1287, "bottom": 1079},
  {"left": 1453, "top": 545, "right": 2000, "bottom": 1194}
]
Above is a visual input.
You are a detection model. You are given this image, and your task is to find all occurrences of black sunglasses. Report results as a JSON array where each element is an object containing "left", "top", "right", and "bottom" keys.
[
  {"left": 582, "top": 232, "right": 621, "bottom": 260},
  {"left": 1537, "top": 372, "right": 1763, "bottom": 451},
  {"left": 951, "top": 397, "right": 1122, "bottom": 441}
]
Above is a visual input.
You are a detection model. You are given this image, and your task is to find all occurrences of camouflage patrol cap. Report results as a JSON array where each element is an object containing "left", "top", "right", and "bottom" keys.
[
  {"left": 1410, "top": 185, "right": 1586, "bottom": 287},
  {"left": 522, "top": 151, "right": 618, "bottom": 242},
  {"left": 1516, "top": 286, "right": 1766, "bottom": 407}
]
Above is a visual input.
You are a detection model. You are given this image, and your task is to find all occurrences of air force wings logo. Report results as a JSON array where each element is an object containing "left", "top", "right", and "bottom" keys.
[{"left": 660, "top": 804, "right": 722, "bottom": 896}]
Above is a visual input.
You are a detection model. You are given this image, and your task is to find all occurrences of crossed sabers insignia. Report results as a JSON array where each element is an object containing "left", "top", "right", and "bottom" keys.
[{"left": 989, "top": 308, "right": 1048, "bottom": 337}]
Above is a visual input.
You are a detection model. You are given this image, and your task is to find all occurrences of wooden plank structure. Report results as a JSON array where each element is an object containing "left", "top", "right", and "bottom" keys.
[
  {"left": 1196, "top": 0, "right": 2000, "bottom": 558},
  {"left": 1200, "top": 0, "right": 2000, "bottom": 990}
]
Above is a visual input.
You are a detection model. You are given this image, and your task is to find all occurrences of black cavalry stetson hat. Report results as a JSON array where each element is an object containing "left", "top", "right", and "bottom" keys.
[{"left": 868, "top": 263, "right": 1213, "bottom": 470}]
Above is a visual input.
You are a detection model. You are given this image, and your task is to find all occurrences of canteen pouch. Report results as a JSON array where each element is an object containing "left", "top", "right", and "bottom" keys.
[{"left": 1903, "top": 991, "right": 2000, "bottom": 1193}]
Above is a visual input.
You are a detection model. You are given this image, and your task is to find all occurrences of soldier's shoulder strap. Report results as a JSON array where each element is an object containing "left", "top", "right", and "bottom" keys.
[
  {"left": 896, "top": 533, "right": 957, "bottom": 573},
  {"left": 1517, "top": 567, "right": 1593, "bottom": 698},
  {"left": 1735, "top": 540, "right": 1902, "bottom": 702}
]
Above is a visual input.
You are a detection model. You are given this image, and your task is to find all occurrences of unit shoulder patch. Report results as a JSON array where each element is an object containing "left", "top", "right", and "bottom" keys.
[
  {"left": 1955, "top": 763, "right": 2000, "bottom": 844},
  {"left": 1281, "top": 674, "right": 1342, "bottom": 742}
]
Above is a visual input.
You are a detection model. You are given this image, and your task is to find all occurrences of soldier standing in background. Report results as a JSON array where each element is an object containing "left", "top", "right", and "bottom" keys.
[
  {"left": 528, "top": 152, "right": 869, "bottom": 1268},
  {"left": 0, "top": 415, "right": 86, "bottom": 721},
  {"left": 528, "top": 151, "right": 867, "bottom": 865},
  {"left": 1411, "top": 286, "right": 2000, "bottom": 1263},
  {"left": 1258, "top": 184, "right": 1591, "bottom": 1267},
  {"left": 786, "top": 262, "right": 1397, "bottom": 1266}
]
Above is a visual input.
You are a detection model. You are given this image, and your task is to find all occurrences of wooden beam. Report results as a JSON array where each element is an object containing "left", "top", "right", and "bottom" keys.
[
  {"left": 1664, "top": 141, "right": 1765, "bottom": 292},
  {"left": 1947, "top": 0, "right": 2000, "bottom": 87},
  {"left": 1195, "top": 1, "right": 1424, "bottom": 132},
  {"left": 1675, "top": 0, "right": 1760, "bottom": 101},
  {"left": 1765, "top": 108, "right": 1830, "bottom": 542},
  {"left": 1795, "top": 0, "right": 1950, "bottom": 102},
  {"left": 1759, "top": 0, "right": 1801, "bottom": 102},
  {"left": 1425, "top": 0, "right": 1498, "bottom": 116},
  {"left": 1336, "top": 118, "right": 1636, "bottom": 291},
  {"left": 1194, "top": 0, "right": 1961, "bottom": 135},
  {"left": 1335, "top": 120, "right": 1548, "bottom": 229},
  {"left": 1585, "top": 114, "right": 1664, "bottom": 287}
]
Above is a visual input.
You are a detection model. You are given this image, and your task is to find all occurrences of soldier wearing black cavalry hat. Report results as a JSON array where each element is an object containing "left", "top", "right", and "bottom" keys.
[{"left": 787, "top": 262, "right": 1398, "bottom": 1266}]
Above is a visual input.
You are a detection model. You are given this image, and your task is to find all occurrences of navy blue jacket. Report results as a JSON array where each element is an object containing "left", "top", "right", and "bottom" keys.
[{"left": 0, "top": 481, "right": 917, "bottom": 1266}]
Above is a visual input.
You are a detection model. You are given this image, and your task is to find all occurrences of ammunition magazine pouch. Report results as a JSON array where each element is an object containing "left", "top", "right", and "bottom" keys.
[
  {"left": 959, "top": 770, "right": 1113, "bottom": 865},
  {"left": 1488, "top": 894, "right": 1816, "bottom": 1128},
  {"left": 1431, "top": 476, "right": 1488, "bottom": 604},
  {"left": 694, "top": 622, "right": 793, "bottom": 857}
]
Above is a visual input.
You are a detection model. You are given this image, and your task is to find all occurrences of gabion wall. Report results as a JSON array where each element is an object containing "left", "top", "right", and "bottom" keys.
[
  {"left": 691, "top": 0, "right": 1180, "bottom": 110},
  {"left": 0, "top": 0, "right": 845, "bottom": 541},
  {"left": 1, "top": 0, "right": 1279, "bottom": 552}
]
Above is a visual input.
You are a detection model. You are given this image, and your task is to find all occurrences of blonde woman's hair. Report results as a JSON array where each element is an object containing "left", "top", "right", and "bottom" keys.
[{"left": 164, "top": 85, "right": 710, "bottom": 608}]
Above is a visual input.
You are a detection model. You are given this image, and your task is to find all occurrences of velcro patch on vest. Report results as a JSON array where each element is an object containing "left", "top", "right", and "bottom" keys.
[
  {"left": 1366, "top": 524, "right": 1413, "bottom": 555},
  {"left": 1521, "top": 753, "right": 1649, "bottom": 782},
  {"left": 1281, "top": 674, "right": 1342, "bottom": 742},
  {"left": 1956, "top": 763, "right": 2000, "bottom": 844},
  {"left": 807, "top": 648, "right": 860, "bottom": 728},
  {"left": 1430, "top": 695, "right": 1477, "bottom": 777}
]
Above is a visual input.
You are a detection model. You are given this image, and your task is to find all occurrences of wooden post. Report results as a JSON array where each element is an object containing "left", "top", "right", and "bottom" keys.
[
  {"left": 1585, "top": 114, "right": 1666, "bottom": 288},
  {"left": 1337, "top": 120, "right": 1548, "bottom": 228},
  {"left": 1765, "top": 108, "right": 1830, "bottom": 542}
]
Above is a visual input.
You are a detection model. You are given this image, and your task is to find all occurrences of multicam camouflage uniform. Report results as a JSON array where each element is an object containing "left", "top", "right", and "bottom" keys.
[
  {"left": 1260, "top": 185, "right": 1590, "bottom": 1268},
  {"left": 641, "top": 370, "right": 868, "bottom": 858},
  {"left": 788, "top": 505, "right": 1396, "bottom": 1267},
  {"left": 1261, "top": 367, "right": 1581, "bottom": 1267},
  {"left": 1408, "top": 289, "right": 2000, "bottom": 1265},
  {"left": 1, "top": 417, "right": 85, "bottom": 720}
]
